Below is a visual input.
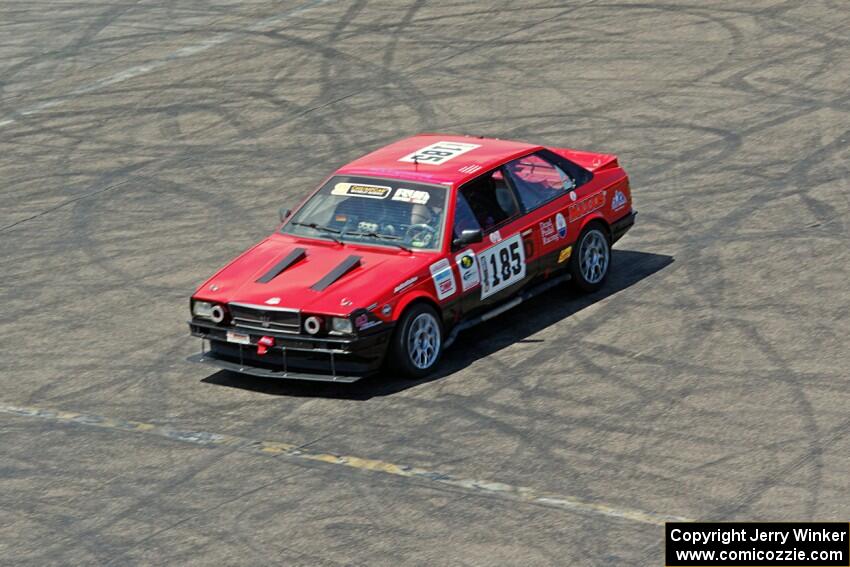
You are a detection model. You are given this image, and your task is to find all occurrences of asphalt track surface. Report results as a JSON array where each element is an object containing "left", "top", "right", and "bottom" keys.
[{"left": 1, "top": 1, "right": 848, "bottom": 565}]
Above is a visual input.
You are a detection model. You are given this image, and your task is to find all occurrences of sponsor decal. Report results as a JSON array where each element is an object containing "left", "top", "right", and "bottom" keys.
[
  {"left": 334, "top": 214, "right": 348, "bottom": 223},
  {"left": 393, "top": 276, "right": 418, "bottom": 294},
  {"left": 340, "top": 297, "right": 353, "bottom": 307},
  {"left": 331, "top": 182, "right": 391, "bottom": 199},
  {"left": 568, "top": 191, "right": 607, "bottom": 223},
  {"left": 569, "top": 190, "right": 577, "bottom": 201},
  {"left": 366, "top": 303, "right": 378, "bottom": 311},
  {"left": 539, "top": 218, "right": 557, "bottom": 245},
  {"left": 429, "top": 258, "right": 457, "bottom": 300},
  {"left": 265, "top": 297, "right": 281, "bottom": 305},
  {"left": 455, "top": 250, "right": 480, "bottom": 291},
  {"left": 539, "top": 213, "right": 567, "bottom": 245},
  {"left": 355, "top": 314, "right": 382, "bottom": 330},
  {"left": 556, "top": 212, "right": 567, "bottom": 238},
  {"left": 611, "top": 190, "right": 627, "bottom": 211},
  {"left": 558, "top": 246, "right": 572, "bottom": 263},
  {"left": 399, "top": 141, "right": 480, "bottom": 165},
  {"left": 209, "top": 284, "right": 220, "bottom": 291},
  {"left": 458, "top": 164, "right": 482, "bottom": 174},
  {"left": 489, "top": 230, "right": 502, "bottom": 243},
  {"left": 478, "top": 233, "right": 526, "bottom": 300},
  {"left": 392, "top": 188, "right": 430, "bottom": 204}
]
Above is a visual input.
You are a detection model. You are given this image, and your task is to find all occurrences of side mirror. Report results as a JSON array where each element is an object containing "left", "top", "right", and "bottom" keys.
[
  {"left": 453, "top": 228, "right": 483, "bottom": 248},
  {"left": 279, "top": 207, "right": 291, "bottom": 223}
]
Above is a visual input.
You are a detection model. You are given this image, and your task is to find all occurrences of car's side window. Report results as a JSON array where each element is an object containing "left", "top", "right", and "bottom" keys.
[
  {"left": 452, "top": 191, "right": 482, "bottom": 241},
  {"left": 504, "top": 153, "right": 574, "bottom": 211},
  {"left": 458, "top": 169, "right": 520, "bottom": 234}
]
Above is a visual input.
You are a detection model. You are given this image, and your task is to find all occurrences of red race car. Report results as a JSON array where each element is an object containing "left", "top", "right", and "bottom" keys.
[{"left": 188, "top": 134, "right": 635, "bottom": 381}]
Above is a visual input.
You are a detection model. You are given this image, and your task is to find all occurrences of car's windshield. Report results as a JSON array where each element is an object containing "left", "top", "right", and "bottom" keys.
[{"left": 282, "top": 176, "right": 449, "bottom": 251}]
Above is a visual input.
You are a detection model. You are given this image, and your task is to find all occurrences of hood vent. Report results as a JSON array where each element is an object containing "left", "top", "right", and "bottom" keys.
[
  {"left": 255, "top": 247, "right": 307, "bottom": 284},
  {"left": 311, "top": 255, "right": 362, "bottom": 291}
]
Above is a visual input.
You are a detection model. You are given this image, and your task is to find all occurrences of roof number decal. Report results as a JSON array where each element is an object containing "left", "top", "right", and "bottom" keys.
[
  {"left": 399, "top": 141, "right": 480, "bottom": 165},
  {"left": 331, "top": 182, "right": 391, "bottom": 199}
]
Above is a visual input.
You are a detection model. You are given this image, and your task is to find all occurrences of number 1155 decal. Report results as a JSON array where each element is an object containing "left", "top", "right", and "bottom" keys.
[{"left": 478, "top": 233, "right": 526, "bottom": 299}]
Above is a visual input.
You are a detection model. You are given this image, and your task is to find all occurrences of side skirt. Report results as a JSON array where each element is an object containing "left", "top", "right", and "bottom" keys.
[{"left": 443, "top": 272, "right": 571, "bottom": 349}]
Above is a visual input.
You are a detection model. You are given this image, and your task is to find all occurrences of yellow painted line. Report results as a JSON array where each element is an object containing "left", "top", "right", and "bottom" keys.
[{"left": 0, "top": 403, "right": 693, "bottom": 526}]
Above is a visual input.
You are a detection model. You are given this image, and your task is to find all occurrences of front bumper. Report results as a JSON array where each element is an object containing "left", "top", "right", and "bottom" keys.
[{"left": 188, "top": 319, "right": 393, "bottom": 382}]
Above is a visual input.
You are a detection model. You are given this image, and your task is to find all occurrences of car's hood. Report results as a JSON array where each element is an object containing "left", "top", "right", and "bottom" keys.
[{"left": 194, "top": 233, "right": 431, "bottom": 316}]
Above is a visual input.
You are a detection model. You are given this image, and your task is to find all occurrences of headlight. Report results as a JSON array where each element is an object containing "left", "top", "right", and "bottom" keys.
[
  {"left": 331, "top": 317, "right": 353, "bottom": 334},
  {"left": 192, "top": 301, "right": 214, "bottom": 319},
  {"left": 193, "top": 301, "right": 226, "bottom": 323}
]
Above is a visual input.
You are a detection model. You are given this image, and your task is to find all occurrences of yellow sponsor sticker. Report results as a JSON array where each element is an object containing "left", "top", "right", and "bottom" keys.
[
  {"left": 558, "top": 246, "right": 572, "bottom": 263},
  {"left": 331, "top": 182, "right": 391, "bottom": 199}
]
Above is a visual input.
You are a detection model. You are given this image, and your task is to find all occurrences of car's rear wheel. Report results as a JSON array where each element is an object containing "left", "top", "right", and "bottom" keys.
[
  {"left": 389, "top": 302, "right": 443, "bottom": 379},
  {"left": 569, "top": 222, "right": 611, "bottom": 293}
]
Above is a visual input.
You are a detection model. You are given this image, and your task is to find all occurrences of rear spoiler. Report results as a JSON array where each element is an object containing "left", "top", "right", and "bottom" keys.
[{"left": 552, "top": 148, "right": 619, "bottom": 172}]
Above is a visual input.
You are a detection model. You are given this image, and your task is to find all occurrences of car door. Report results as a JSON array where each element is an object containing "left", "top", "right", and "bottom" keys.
[
  {"left": 502, "top": 151, "right": 592, "bottom": 277},
  {"left": 449, "top": 168, "right": 541, "bottom": 316}
]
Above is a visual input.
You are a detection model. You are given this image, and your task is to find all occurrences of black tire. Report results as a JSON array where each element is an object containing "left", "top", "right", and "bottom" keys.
[
  {"left": 569, "top": 221, "right": 612, "bottom": 293},
  {"left": 388, "top": 302, "right": 444, "bottom": 379}
]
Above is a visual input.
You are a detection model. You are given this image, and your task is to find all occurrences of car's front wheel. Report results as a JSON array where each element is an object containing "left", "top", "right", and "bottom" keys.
[
  {"left": 389, "top": 302, "right": 443, "bottom": 379},
  {"left": 569, "top": 222, "right": 611, "bottom": 293}
]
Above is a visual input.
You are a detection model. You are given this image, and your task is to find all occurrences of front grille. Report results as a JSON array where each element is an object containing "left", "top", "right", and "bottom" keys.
[{"left": 229, "top": 302, "right": 301, "bottom": 333}]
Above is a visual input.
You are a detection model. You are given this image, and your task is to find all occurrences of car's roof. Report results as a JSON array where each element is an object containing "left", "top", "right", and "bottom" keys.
[{"left": 335, "top": 134, "right": 541, "bottom": 187}]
